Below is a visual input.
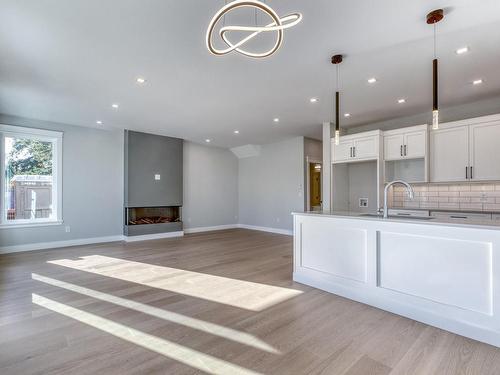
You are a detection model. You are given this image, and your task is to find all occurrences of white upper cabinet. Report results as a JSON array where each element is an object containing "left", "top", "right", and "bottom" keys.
[
  {"left": 405, "top": 131, "right": 427, "bottom": 159},
  {"left": 383, "top": 125, "right": 427, "bottom": 161},
  {"left": 384, "top": 134, "right": 405, "bottom": 160},
  {"left": 332, "top": 138, "right": 354, "bottom": 163},
  {"left": 332, "top": 130, "right": 381, "bottom": 163},
  {"left": 469, "top": 120, "right": 500, "bottom": 181},
  {"left": 430, "top": 125, "right": 469, "bottom": 182},
  {"left": 353, "top": 135, "right": 379, "bottom": 159},
  {"left": 430, "top": 114, "right": 500, "bottom": 182}
]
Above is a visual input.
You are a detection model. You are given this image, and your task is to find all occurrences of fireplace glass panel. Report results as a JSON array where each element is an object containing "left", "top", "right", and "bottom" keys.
[{"left": 126, "top": 206, "right": 181, "bottom": 226}]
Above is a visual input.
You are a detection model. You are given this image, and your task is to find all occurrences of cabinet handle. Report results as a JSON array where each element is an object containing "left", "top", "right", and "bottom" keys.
[
  {"left": 470, "top": 166, "right": 473, "bottom": 179},
  {"left": 404, "top": 145, "right": 407, "bottom": 156},
  {"left": 466, "top": 166, "right": 468, "bottom": 180},
  {"left": 353, "top": 147, "right": 356, "bottom": 158},
  {"left": 400, "top": 145, "right": 403, "bottom": 157},
  {"left": 451, "top": 215, "right": 468, "bottom": 219},
  {"left": 349, "top": 147, "right": 352, "bottom": 158}
]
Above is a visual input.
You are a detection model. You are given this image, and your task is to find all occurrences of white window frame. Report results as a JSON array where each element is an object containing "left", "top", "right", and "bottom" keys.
[{"left": 0, "top": 124, "right": 63, "bottom": 228}]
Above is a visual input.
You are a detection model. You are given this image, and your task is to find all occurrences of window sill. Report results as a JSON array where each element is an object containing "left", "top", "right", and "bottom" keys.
[{"left": 0, "top": 220, "right": 63, "bottom": 230}]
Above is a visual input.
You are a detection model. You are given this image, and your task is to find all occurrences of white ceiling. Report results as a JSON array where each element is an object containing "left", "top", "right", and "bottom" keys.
[{"left": 1, "top": 0, "right": 500, "bottom": 147}]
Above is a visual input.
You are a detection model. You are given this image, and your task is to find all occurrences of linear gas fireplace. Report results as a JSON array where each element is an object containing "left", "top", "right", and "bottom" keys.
[
  {"left": 124, "top": 130, "right": 183, "bottom": 238},
  {"left": 124, "top": 206, "right": 182, "bottom": 236}
]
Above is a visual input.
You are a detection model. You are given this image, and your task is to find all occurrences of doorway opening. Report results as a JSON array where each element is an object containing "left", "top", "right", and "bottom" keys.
[{"left": 307, "top": 161, "right": 322, "bottom": 211}]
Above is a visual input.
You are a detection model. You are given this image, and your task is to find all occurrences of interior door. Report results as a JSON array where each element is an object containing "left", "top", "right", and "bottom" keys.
[
  {"left": 353, "top": 136, "right": 378, "bottom": 160},
  {"left": 469, "top": 121, "right": 500, "bottom": 181},
  {"left": 384, "top": 134, "right": 404, "bottom": 160},
  {"left": 430, "top": 125, "right": 469, "bottom": 182},
  {"left": 332, "top": 139, "right": 353, "bottom": 162},
  {"left": 404, "top": 130, "right": 426, "bottom": 159}
]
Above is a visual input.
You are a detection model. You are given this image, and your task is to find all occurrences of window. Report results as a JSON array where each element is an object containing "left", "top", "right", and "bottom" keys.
[{"left": 0, "top": 124, "right": 62, "bottom": 227}]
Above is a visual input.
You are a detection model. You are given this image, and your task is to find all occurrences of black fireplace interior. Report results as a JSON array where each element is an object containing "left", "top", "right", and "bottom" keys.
[{"left": 126, "top": 206, "right": 181, "bottom": 226}]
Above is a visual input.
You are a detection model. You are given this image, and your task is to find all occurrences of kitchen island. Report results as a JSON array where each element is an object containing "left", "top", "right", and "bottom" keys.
[{"left": 293, "top": 211, "right": 500, "bottom": 347}]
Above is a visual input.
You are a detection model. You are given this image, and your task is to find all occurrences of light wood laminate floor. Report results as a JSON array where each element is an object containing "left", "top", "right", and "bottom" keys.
[{"left": 1, "top": 229, "right": 500, "bottom": 375}]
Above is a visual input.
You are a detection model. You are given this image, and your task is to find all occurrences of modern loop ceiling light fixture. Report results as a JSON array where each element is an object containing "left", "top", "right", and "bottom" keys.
[
  {"left": 427, "top": 9, "right": 444, "bottom": 130},
  {"left": 331, "top": 54, "right": 343, "bottom": 145},
  {"left": 206, "top": 0, "right": 302, "bottom": 58}
]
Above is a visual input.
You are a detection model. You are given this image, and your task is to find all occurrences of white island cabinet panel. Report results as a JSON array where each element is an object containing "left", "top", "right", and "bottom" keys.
[
  {"left": 379, "top": 232, "right": 492, "bottom": 315},
  {"left": 300, "top": 218, "right": 367, "bottom": 283},
  {"left": 293, "top": 212, "right": 500, "bottom": 348}
]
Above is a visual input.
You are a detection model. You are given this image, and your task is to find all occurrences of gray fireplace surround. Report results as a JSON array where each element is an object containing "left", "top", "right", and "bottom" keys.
[{"left": 124, "top": 130, "right": 183, "bottom": 237}]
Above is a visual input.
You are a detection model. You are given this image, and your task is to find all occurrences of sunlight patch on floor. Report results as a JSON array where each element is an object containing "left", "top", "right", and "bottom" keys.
[
  {"left": 32, "top": 273, "right": 279, "bottom": 354},
  {"left": 32, "top": 294, "right": 263, "bottom": 375},
  {"left": 48, "top": 255, "right": 302, "bottom": 311}
]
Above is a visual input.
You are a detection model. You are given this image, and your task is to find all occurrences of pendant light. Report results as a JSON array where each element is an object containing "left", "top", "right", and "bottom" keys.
[
  {"left": 427, "top": 9, "right": 444, "bottom": 130},
  {"left": 331, "top": 54, "right": 343, "bottom": 145},
  {"left": 206, "top": 0, "right": 302, "bottom": 58}
]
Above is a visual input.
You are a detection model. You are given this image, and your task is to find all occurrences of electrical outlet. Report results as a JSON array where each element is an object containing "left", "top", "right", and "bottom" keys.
[
  {"left": 276, "top": 217, "right": 280, "bottom": 223},
  {"left": 359, "top": 198, "right": 369, "bottom": 208},
  {"left": 154, "top": 174, "right": 161, "bottom": 180},
  {"left": 65, "top": 226, "right": 71, "bottom": 233}
]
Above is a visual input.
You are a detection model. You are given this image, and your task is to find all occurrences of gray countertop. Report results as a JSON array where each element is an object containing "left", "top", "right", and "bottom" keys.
[{"left": 292, "top": 210, "right": 500, "bottom": 230}]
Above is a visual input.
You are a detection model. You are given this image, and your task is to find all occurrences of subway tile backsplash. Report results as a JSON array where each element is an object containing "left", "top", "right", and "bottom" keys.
[{"left": 390, "top": 183, "right": 500, "bottom": 212}]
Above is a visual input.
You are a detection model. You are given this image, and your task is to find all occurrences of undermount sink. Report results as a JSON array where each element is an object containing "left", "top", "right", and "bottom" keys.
[{"left": 359, "top": 213, "right": 435, "bottom": 220}]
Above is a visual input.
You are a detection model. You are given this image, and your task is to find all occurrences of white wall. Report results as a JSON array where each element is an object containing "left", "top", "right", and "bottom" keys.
[
  {"left": 183, "top": 141, "right": 238, "bottom": 231},
  {"left": 0, "top": 114, "right": 124, "bottom": 249},
  {"left": 0, "top": 115, "right": 240, "bottom": 251},
  {"left": 238, "top": 137, "right": 305, "bottom": 233}
]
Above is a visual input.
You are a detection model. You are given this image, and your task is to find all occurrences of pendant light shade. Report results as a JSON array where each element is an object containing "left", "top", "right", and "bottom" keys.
[
  {"left": 427, "top": 9, "right": 444, "bottom": 130},
  {"left": 331, "top": 54, "right": 343, "bottom": 145}
]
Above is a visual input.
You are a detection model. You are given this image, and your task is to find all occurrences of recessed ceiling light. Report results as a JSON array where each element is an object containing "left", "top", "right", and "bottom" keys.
[
  {"left": 456, "top": 46, "right": 469, "bottom": 55},
  {"left": 472, "top": 79, "right": 483, "bottom": 85},
  {"left": 398, "top": 98, "right": 406, "bottom": 104},
  {"left": 205, "top": 139, "right": 211, "bottom": 143},
  {"left": 136, "top": 77, "right": 146, "bottom": 84},
  {"left": 273, "top": 118, "right": 280, "bottom": 123},
  {"left": 96, "top": 120, "right": 103, "bottom": 125},
  {"left": 310, "top": 97, "right": 318, "bottom": 103},
  {"left": 367, "top": 78, "right": 377, "bottom": 84},
  {"left": 344, "top": 113, "right": 351, "bottom": 118},
  {"left": 234, "top": 130, "right": 239, "bottom": 134},
  {"left": 111, "top": 103, "right": 119, "bottom": 109}
]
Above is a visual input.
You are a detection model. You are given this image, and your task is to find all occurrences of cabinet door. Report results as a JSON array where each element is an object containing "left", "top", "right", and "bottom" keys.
[
  {"left": 384, "top": 134, "right": 404, "bottom": 160},
  {"left": 353, "top": 136, "right": 378, "bottom": 160},
  {"left": 332, "top": 139, "right": 353, "bottom": 163},
  {"left": 469, "top": 121, "right": 500, "bottom": 181},
  {"left": 404, "top": 130, "right": 426, "bottom": 159},
  {"left": 430, "top": 126, "right": 469, "bottom": 182}
]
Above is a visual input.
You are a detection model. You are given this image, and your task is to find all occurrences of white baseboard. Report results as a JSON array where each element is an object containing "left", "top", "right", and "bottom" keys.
[
  {"left": 237, "top": 224, "right": 293, "bottom": 236},
  {"left": 124, "top": 231, "right": 184, "bottom": 242},
  {"left": 0, "top": 235, "right": 124, "bottom": 255},
  {"left": 184, "top": 224, "right": 238, "bottom": 234}
]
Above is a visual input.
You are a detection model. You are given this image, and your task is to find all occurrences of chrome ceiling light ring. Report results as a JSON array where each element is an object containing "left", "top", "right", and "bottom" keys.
[{"left": 206, "top": 0, "right": 302, "bottom": 58}]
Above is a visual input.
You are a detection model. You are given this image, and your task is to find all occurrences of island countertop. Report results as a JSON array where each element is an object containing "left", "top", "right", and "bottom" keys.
[{"left": 292, "top": 210, "right": 500, "bottom": 230}]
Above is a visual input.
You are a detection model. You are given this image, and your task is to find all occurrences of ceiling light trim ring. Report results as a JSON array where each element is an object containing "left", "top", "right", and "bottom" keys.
[{"left": 206, "top": 0, "right": 302, "bottom": 58}]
